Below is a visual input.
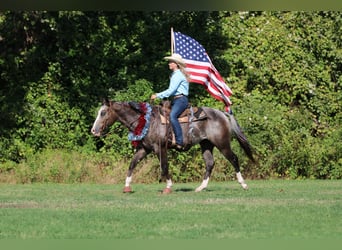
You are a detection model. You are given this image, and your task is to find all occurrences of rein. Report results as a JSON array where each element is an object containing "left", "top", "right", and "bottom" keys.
[{"left": 97, "top": 102, "right": 139, "bottom": 138}]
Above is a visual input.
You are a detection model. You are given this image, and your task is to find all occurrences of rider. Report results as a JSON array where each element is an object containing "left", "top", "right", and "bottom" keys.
[{"left": 150, "top": 53, "right": 190, "bottom": 150}]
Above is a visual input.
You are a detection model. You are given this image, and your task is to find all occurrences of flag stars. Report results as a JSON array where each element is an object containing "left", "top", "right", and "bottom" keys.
[{"left": 174, "top": 32, "right": 211, "bottom": 63}]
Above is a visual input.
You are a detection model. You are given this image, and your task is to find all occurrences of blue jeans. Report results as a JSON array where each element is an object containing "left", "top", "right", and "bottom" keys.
[{"left": 170, "top": 96, "right": 188, "bottom": 145}]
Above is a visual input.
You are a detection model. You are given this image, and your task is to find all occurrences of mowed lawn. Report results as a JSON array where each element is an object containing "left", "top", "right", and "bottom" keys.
[{"left": 0, "top": 180, "right": 341, "bottom": 239}]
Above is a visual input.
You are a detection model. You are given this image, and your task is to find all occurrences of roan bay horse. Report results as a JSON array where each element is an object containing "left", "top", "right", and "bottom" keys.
[{"left": 91, "top": 99, "right": 254, "bottom": 193}]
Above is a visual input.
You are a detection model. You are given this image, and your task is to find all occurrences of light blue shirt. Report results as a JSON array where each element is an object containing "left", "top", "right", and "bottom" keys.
[{"left": 157, "top": 69, "right": 189, "bottom": 99}]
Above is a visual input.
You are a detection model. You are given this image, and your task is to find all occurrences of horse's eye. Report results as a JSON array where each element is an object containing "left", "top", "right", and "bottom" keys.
[{"left": 100, "top": 111, "right": 106, "bottom": 117}]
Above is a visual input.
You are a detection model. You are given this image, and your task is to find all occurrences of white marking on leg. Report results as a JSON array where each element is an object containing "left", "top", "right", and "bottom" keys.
[
  {"left": 195, "top": 177, "right": 209, "bottom": 192},
  {"left": 125, "top": 176, "right": 132, "bottom": 187},
  {"left": 166, "top": 179, "right": 173, "bottom": 189},
  {"left": 236, "top": 172, "right": 248, "bottom": 189}
]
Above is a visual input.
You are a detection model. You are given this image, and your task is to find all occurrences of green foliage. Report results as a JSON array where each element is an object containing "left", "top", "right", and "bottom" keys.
[
  {"left": 113, "top": 79, "right": 154, "bottom": 101},
  {"left": 167, "top": 146, "right": 204, "bottom": 182},
  {"left": 18, "top": 78, "right": 90, "bottom": 151},
  {"left": 0, "top": 11, "right": 341, "bottom": 182},
  {"left": 1, "top": 149, "right": 127, "bottom": 184},
  {"left": 234, "top": 90, "right": 342, "bottom": 179}
]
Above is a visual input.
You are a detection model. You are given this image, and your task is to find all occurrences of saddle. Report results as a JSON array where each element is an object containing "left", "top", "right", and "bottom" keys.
[{"left": 159, "top": 100, "right": 207, "bottom": 124}]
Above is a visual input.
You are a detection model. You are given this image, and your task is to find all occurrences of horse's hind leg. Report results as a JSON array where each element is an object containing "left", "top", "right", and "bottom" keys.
[
  {"left": 123, "top": 147, "right": 149, "bottom": 193},
  {"left": 219, "top": 147, "right": 248, "bottom": 190},
  {"left": 195, "top": 140, "right": 215, "bottom": 192}
]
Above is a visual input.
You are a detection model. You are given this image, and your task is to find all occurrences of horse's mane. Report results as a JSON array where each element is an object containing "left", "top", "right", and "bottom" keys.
[{"left": 127, "top": 101, "right": 142, "bottom": 112}]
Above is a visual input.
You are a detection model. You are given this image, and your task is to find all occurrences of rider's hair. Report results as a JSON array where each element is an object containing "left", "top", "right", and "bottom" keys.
[{"left": 178, "top": 64, "right": 191, "bottom": 82}]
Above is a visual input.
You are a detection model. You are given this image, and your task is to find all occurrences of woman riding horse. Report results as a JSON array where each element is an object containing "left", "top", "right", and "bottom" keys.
[
  {"left": 150, "top": 53, "right": 190, "bottom": 150},
  {"left": 91, "top": 98, "right": 254, "bottom": 194}
]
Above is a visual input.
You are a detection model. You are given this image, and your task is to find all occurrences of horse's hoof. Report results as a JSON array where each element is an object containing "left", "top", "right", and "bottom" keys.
[
  {"left": 123, "top": 186, "right": 133, "bottom": 193},
  {"left": 241, "top": 183, "right": 248, "bottom": 190},
  {"left": 162, "top": 188, "right": 172, "bottom": 194}
]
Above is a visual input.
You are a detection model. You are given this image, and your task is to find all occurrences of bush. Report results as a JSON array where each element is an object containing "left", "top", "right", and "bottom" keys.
[{"left": 232, "top": 90, "right": 342, "bottom": 179}]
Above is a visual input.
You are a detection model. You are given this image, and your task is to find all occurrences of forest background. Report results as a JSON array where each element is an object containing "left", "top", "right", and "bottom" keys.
[{"left": 0, "top": 11, "right": 341, "bottom": 184}]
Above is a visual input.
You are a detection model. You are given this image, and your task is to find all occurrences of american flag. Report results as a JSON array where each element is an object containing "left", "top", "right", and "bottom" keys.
[{"left": 173, "top": 31, "right": 232, "bottom": 112}]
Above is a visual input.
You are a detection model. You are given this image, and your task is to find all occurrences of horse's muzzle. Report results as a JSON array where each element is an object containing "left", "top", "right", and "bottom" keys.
[{"left": 91, "top": 127, "right": 101, "bottom": 137}]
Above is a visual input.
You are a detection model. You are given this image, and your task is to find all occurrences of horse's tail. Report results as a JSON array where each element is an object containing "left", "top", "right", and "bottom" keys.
[{"left": 226, "top": 112, "right": 255, "bottom": 162}]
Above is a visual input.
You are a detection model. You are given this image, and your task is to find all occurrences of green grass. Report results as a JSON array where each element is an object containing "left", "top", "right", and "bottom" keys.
[{"left": 0, "top": 180, "right": 341, "bottom": 239}]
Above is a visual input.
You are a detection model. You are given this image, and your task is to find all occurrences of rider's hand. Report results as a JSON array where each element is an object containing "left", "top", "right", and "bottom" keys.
[{"left": 150, "top": 94, "right": 157, "bottom": 100}]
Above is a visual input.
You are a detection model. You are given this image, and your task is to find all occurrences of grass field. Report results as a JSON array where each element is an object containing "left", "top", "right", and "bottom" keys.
[{"left": 0, "top": 180, "right": 341, "bottom": 239}]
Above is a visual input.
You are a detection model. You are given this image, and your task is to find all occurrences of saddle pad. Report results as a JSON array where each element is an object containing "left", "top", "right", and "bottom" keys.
[
  {"left": 160, "top": 107, "right": 206, "bottom": 124},
  {"left": 160, "top": 115, "right": 188, "bottom": 124}
]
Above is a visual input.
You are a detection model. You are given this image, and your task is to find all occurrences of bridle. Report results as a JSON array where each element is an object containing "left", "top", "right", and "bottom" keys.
[
  {"left": 96, "top": 107, "right": 113, "bottom": 137},
  {"left": 96, "top": 102, "right": 143, "bottom": 138}
]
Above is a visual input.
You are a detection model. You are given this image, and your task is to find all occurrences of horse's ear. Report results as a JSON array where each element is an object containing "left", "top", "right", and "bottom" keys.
[{"left": 102, "top": 98, "right": 110, "bottom": 106}]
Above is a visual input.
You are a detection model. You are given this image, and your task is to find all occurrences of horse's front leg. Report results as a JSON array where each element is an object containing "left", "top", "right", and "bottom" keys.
[
  {"left": 157, "top": 147, "right": 172, "bottom": 194},
  {"left": 195, "top": 141, "right": 214, "bottom": 192},
  {"left": 123, "top": 147, "right": 149, "bottom": 193}
]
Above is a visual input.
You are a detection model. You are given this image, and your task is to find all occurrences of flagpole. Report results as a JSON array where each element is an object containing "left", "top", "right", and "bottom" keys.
[{"left": 171, "top": 27, "right": 174, "bottom": 55}]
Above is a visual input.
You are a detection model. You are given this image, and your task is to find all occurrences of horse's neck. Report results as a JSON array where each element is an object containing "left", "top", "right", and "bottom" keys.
[{"left": 115, "top": 104, "right": 140, "bottom": 130}]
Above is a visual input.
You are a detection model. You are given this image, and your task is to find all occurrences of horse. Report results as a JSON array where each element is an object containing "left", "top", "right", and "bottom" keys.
[{"left": 91, "top": 99, "right": 254, "bottom": 193}]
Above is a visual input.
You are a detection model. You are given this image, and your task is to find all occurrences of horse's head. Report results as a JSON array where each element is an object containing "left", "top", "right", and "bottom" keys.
[{"left": 91, "top": 99, "right": 119, "bottom": 137}]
